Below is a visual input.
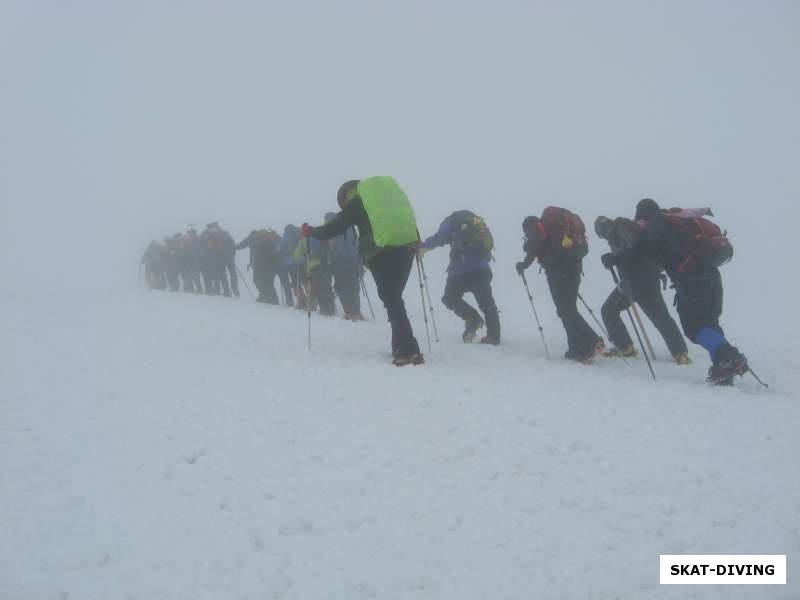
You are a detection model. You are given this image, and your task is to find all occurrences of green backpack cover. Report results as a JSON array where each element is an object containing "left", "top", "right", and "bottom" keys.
[{"left": 357, "top": 177, "right": 419, "bottom": 248}]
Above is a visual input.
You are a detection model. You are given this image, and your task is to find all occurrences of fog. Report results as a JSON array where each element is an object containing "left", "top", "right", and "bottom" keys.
[
  {"left": 4, "top": 5, "right": 800, "bottom": 596},
  {"left": 2, "top": 1, "right": 798, "bottom": 320}
]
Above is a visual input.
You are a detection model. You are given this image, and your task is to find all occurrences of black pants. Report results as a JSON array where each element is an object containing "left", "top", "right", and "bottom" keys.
[
  {"left": 180, "top": 263, "right": 202, "bottom": 294},
  {"left": 602, "top": 275, "right": 687, "bottom": 357},
  {"left": 146, "top": 265, "right": 166, "bottom": 290},
  {"left": 369, "top": 247, "right": 420, "bottom": 358},
  {"left": 165, "top": 267, "right": 180, "bottom": 292},
  {"left": 311, "top": 266, "right": 336, "bottom": 315},
  {"left": 332, "top": 258, "right": 362, "bottom": 318},
  {"left": 206, "top": 258, "right": 229, "bottom": 296},
  {"left": 545, "top": 261, "right": 598, "bottom": 355},
  {"left": 186, "top": 265, "right": 202, "bottom": 294},
  {"left": 278, "top": 267, "right": 293, "bottom": 306},
  {"left": 180, "top": 268, "right": 195, "bottom": 293},
  {"left": 674, "top": 266, "right": 724, "bottom": 342},
  {"left": 202, "top": 268, "right": 217, "bottom": 294},
  {"left": 253, "top": 267, "right": 278, "bottom": 304},
  {"left": 289, "top": 265, "right": 308, "bottom": 309},
  {"left": 442, "top": 269, "right": 500, "bottom": 339},
  {"left": 224, "top": 258, "right": 239, "bottom": 296}
]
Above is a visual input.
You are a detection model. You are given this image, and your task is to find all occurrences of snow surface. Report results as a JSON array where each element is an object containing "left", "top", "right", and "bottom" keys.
[
  {"left": 3, "top": 2, "right": 799, "bottom": 597},
  {"left": 3, "top": 274, "right": 798, "bottom": 600}
]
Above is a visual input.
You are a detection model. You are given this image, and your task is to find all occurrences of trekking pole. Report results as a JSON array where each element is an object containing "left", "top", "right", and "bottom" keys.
[
  {"left": 416, "top": 249, "right": 440, "bottom": 342},
  {"left": 235, "top": 264, "right": 256, "bottom": 300},
  {"left": 360, "top": 276, "right": 376, "bottom": 320},
  {"left": 577, "top": 293, "right": 611, "bottom": 340},
  {"left": 295, "top": 265, "right": 302, "bottom": 307},
  {"left": 520, "top": 272, "right": 551, "bottom": 360},
  {"left": 631, "top": 303, "right": 657, "bottom": 361},
  {"left": 305, "top": 240, "right": 312, "bottom": 350},
  {"left": 747, "top": 367, "right": 769, "bottom": 388},
  {"left": 610, "top": 267, "right": 656, "bottom": 380},
  {"left": 415, "top": 252, "right": 433, "bottom": 353}
]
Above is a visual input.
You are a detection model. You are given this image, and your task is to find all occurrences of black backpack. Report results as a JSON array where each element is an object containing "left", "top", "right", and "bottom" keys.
[
  {"left": 451, "top": 211, "right": 494, "bottom": 260},
  {"left": 657, "top": 212, "right": 733, "bottom": 271},
  {"left": 607, "top": 218, "right": 640, "bottom": 254}
]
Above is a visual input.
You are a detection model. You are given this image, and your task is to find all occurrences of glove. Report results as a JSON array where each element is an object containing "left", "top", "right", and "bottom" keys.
[
  {"left": 516, "top": 261, "right": 527, "bottom": 275},
  {"left": 301, "top": 223, "right": 313, "bottom": 238},
  {"left": 601, "top": 252, "right": 617, "bottom": 270}
]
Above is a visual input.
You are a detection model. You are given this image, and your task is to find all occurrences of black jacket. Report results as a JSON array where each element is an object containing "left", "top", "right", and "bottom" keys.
[
  {"left": 236, "top": 230, "right": 280, "bottom": 270},
  {"left": 604, "top": 218, "right": 663, "bottom": 280},
  {"left": 310, "top": 198, "right": 384, "bottom": 264},
  {"left": 140, "top": 242, "right": 164, "bottom": 267},
  {"left": 618, "top": 214, "right": 692, "bottom": 281},
  {"left": 219, "top": 230, "right": 236, "bottom": 260},
  {"left": 311, "top": 198, "right": 371, "bottom": 239},
  {"left": 520, "top": 236, "right": 575, "bottom": 272}
]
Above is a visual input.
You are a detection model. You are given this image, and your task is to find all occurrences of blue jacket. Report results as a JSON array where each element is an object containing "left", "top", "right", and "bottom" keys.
[
  {"left": 419, "top": 211, "right": 491, "bottom": 278},
  {"left": 322, "top": 212, "right": 359, "bottom": 261},
  {"left": 278, "top": 226, "right": 302, "bottom": 267},
  {"left": 328, "top": 228, "right": 359, "bottom": 261}
]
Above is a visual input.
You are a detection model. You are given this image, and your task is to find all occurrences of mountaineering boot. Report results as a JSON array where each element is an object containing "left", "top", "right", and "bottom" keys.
[
  {"left": 565, "top": 347, "right": 593, "bottom": 364},
  {"left": 480, "top": 335, "right": 500, "bottom": 346},
  {"left": 594, "top": 337, "right": 606, "bottom": 355},
  {"left": 706, "top": 344, "right": 748, "bottom": 386},
  {"left": 673, "top": 352, "right": 691, "bottom": 365},
  {"left": 566, "top": 337, "right": 605, "bottom": 364},
  {"left": 393, "top": 353, "right": 425, "bottom": 366},
  {"left": 604, "top": 345, "right": 638, "bottom": 358},
  {"left": 578, "top": 347, "right": 596, "bottom": 364},
  {"left": 462, "top": 316, "right": 485, "bottom": 343}
]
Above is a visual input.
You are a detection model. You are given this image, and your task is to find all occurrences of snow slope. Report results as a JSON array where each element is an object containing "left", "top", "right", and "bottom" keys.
[{"left": 2, "top": 281, "right": 799, "bottom": 600}]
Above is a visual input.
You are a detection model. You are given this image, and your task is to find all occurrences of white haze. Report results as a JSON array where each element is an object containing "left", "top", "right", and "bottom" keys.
[
  {"left": 3, "top": 3, "right": 800, "bottom": 598},
  {"left": 2, "top": 1, "right": 799, "bottom": 322}
]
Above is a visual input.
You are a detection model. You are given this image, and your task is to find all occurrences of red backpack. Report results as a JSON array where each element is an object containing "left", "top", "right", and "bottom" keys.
[
  {"left": 540, "top": 206, "right": 589, "bottom": 260},
  {"left": 659, "top": 213, "right": 733, "bottom": 271}
]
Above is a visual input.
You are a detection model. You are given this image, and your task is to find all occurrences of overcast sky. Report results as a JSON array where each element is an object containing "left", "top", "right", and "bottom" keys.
[{"left": 1, "top": 1, "right": 798, "bottom": 307}]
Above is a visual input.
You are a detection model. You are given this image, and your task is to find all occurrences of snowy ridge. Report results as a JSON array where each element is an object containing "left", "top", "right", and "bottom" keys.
[{"left": 3, "top": 287, "right": 798, "bottom": 600}]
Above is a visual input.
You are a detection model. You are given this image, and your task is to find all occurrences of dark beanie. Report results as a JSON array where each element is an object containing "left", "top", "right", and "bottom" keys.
[
  {"left": 337, "top": 180, "right": 361, "bottom": 209},
  {"left": 594, "top": 216, "right": 613, "bottom": 239},
  {"left": 522, "top": 216, "right": 539, "bottom": 233},
  {"left": 635, "top": 198, "right": 660, "bottom": 221}
]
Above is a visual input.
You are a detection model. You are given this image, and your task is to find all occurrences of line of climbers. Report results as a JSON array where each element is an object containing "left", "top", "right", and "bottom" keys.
[
  {"left": 140, "top": 222, "right": 239, "bottom": 297},
  {"left": 141, "top": 220, "right": 366, "bottom": 320},
  {"left": 140, "top": 176, "right": 749, "bottom": 386},
  {"left": 244, "top": 218, "right": 367, "bottom": 320}
]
